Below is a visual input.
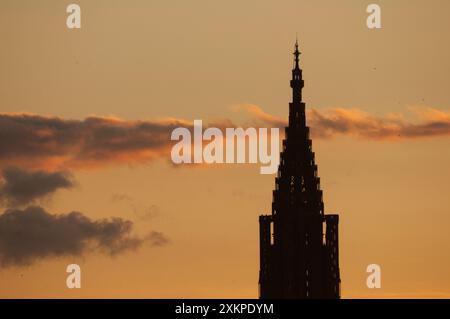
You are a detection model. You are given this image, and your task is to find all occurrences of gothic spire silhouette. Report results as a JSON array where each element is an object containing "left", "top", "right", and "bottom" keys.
[
  {"left": 258, "top": 41, "right": 341, "bottom": 299},
  {"left": 293, "top": 38, "right": 300, "bottom": 70}
]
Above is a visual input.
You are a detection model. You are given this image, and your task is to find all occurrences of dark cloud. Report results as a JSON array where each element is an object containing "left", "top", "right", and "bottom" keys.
[
  {"left": 0, "top": 206, "right": 169, "bottom": 267},
  {"left": 0, "top": 113, "right": 190, "bottom": 170},
  {"left": 0, "top": 167, "right": 74, "bottom": 206}
]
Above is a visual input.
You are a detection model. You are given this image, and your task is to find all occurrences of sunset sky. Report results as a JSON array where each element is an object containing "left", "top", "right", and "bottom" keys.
[{"left": 1, "top": 0, "right": 450, "bottom": 298}]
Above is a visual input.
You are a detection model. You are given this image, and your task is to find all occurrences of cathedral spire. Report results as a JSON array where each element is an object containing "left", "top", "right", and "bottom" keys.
[{"left": 290, "top": 39, "right": 304, "bottom": 110}]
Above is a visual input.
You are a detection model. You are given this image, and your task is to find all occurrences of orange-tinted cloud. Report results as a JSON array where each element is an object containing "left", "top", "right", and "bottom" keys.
[
  {"left": 1, "top": 106, "right": 449, "bottom": 171},
  {"left": 238, "top": 104, "right": 450, "bottom": 140}
]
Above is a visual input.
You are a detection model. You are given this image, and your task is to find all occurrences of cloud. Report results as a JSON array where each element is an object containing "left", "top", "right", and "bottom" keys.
[
  {"left": 111, "top": 193, "right": 160, "bottom": 221},
  {"left": 238, "top": 104, "right": 450, "bottom": 141},
  {"left": 307, "top": 107, "right": 450, "bottom": 140},
  {"left": 146, "top": 231, "right": 169, "bottom": 247},
  {"left": 232, "top": 104, "right": 286, "bottom": 128},
  {"left": 1, "top": 107, "right": 449, "bottom": 171},
  {"left": 0, "top": 167, "right": 74, "bottom": 206},
  {"left": 0, "top": 206, "right": 169, "bottom": 267},
  {"left": 0, "top": 113, "right": 190, "bottom": 170}
]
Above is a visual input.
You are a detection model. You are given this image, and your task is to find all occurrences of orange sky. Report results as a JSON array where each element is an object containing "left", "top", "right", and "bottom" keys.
[{"left": 0, "top": 0, "right": 450, "bottom": 298}]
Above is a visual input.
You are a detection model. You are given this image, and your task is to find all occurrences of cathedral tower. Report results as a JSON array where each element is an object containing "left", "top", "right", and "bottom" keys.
[{"left": 259, "top": 41, "right": 341, "bottom": 299}]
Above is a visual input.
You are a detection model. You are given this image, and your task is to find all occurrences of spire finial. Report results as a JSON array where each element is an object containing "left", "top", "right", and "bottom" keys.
[{"left": 293, "top": 37, "right": 300, "bottom": 69}]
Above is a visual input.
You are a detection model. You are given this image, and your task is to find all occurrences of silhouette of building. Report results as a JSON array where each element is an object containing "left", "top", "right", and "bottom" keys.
[{"left": 259, "top": 41, "right": 341, "bottom": 299}]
